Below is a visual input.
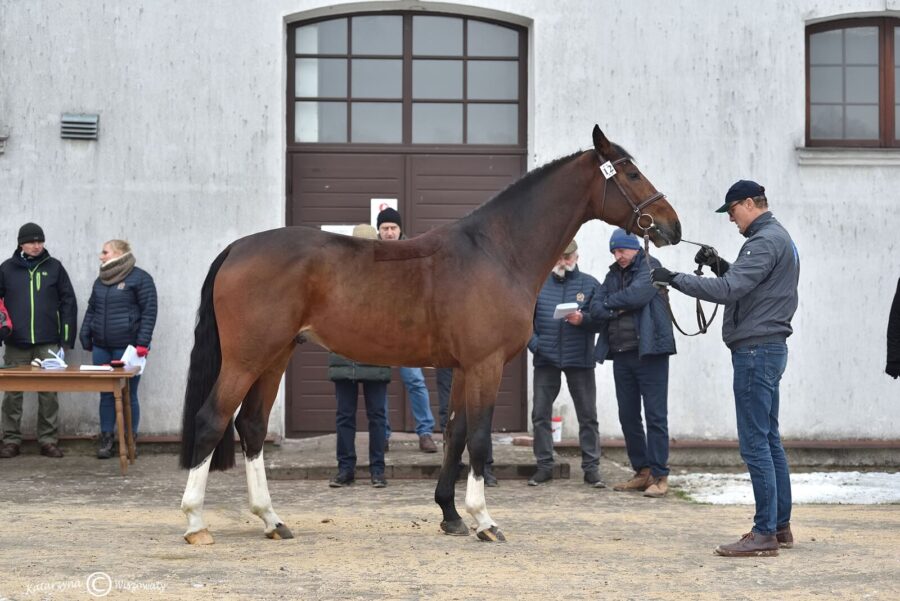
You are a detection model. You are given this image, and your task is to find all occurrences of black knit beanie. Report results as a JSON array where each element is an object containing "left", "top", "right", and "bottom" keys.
[
  {"left": 17, "top": 222, "right": 45, "bottom": 245},
  {"left": 376, "top": 207, "right": 402, "bottom": 230}
]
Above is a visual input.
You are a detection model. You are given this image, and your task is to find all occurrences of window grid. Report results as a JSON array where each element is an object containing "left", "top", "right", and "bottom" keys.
[
  {"left": 291, "top": 13, "right": 524, "bottom": 146},
  {"left": 806, "top": 18, "right": 898, "bottom": 147}
]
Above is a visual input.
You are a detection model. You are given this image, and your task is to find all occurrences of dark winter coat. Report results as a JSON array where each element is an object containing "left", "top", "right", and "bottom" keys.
[
  {"left": 887, "top": 277, "right": 900, "bottom": 375},
  {"left": 80, "top": 266, "right": 158, "bottom": 350},
  {"left": 0, "top": 248, "right": 77, "bottom": 348},
  {"left": 527, "top": 265, "right": 599, "bottom": 369},
  {"left": 589, "top": 250, "right": 676, "bottom": 363},
  {"left": 328, "top": 353, "right": 392, "bottom": 382}
]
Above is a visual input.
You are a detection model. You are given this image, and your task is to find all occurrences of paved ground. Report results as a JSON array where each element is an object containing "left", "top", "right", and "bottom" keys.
[{"left": 1, "top": 437, "right": 899, "bottom": 600}]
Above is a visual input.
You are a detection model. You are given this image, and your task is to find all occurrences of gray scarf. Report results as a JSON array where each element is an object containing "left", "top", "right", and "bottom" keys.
[{"left": 99, "top": 252, "right": 136, "bottom": 285}]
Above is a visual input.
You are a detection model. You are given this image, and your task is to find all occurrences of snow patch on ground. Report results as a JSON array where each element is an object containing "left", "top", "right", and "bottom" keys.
[{"left": 673, "top": 471, "right": 900, "bottom": 505}]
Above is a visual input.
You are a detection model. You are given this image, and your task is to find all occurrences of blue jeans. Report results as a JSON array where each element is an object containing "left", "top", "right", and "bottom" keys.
[
  {"left": 384, "top": 367, "right": 435, "bottom": 438},
  {"left": 612, "top": 351, "right": 670, "bottom": 477},
  {"left": 732, "top": 342, "right": 792, "bottom": 535},
  {"left": 93, "top": 346, "right": 141, "bottom": 434},
  {"left": 335, "top": 380, "right": 387, "bottom": 476}
]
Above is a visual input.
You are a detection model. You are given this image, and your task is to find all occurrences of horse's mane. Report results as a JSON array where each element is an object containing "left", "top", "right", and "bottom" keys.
[{"left": 461, "top": 143, "right": 634, "bottom": 223}]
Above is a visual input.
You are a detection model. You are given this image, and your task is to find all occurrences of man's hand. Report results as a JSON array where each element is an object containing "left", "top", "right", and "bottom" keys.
[
  {"left": 136, "top": 345, "right": 149, "bottom": 358},
  {"left": 887, "top": 362, "right": 900, "bottom": 379},
  {"left": 564, "top": 310, "right": 583, "bottom": 326},
  {"left": 694, "top": 245, "right": 730, "bottom": 276},
  {"left": 651, "top": 267, "right": 676, "bottom": 288}
]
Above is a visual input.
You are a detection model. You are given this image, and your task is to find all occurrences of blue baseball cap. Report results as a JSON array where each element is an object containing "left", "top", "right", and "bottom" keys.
[{"left": 716, "top": 180, "right": 765, "bottom": 213}]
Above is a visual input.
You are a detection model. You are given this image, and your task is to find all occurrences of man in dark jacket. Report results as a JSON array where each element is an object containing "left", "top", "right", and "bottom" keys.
[
  {"left": 0, "top": 223, "right": 77, "bottom": 458},
  {"left": 590, "top": 229, "right": 676, "bottom": 498},
  {"left": 527, "top": 240, "right": 604, "bottom": 487},
  {"left": 887, "top": 277, "right": 900, "bottom": 379},
  {"left": 652, "top": 180, "right": 799, "bottom": 557}
]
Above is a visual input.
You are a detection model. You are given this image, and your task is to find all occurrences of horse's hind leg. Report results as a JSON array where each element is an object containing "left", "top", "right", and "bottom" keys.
[
  {"left": 463, "top": 357, "right": 505, "bottom": 542},
  {"left": 436, "top": 369, "right": 470, "bottom": 536},
  {"left": 235, "top": 344, "right": 296, "bottom": 540},
  {"left": 181, "top": 367, "right": 257, "bottom": 544}
]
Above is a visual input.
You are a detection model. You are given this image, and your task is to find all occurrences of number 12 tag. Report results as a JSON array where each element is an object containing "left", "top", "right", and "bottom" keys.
[{"left": 600, "top": 161, "right": 616, "bottom": 179}]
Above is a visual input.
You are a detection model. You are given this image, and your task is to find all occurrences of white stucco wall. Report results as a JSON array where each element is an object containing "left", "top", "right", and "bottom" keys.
[{"left": 1, "top": 0, "right": 897, "bottom": 441}]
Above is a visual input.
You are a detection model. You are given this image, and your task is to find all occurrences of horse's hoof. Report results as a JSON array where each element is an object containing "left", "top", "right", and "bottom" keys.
[
  {"left": 184, "top": 529, "right": 215, "bottom": 545},
  {"left": 440, "top": 519, "right": 470, "bottom": 536},
  {"left": 476, "top": 526, "right": 506, "bottom": 542},
  {"left": 266, "top": 523, "right": 294, "bottom": 540}
]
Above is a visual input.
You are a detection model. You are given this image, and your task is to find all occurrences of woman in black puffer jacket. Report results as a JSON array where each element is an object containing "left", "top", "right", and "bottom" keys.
[{"left": 79, "top": 240, "right": 158, "bottom": 458}]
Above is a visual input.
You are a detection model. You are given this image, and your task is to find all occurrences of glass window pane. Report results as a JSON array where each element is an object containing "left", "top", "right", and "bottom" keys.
[
  {"left": 896, "top": 67, "right": 900, "bottom": 103},
  {"left": 295, "top": 58, "right": 346, "bottom": 97},
  {"left": 295, "top": 101, "right": 346, "bottom": 142},
  {"left": 351, "top": 102, "right": 401, "bottom": 142},
  {"left": 468, "top": 61, "right": 518, "bottom": 100},
  {"left": 413, "top": 103, "right": 463, "bottom": 143},
  {"left": 809, "top": 104, "right": 842, "bottom": 139},
  {"left": 413, "top": 16, "right": 462, "bottom": 56},
  {"left": 895, "top": 105, "right": 900, "bottom": 140},
  {"left": 351, "top": 59, "right": 401, "bottom": 98},
  {"left": 296, "top": 19, "right": 347, "bottom": 54},
  {"left": 413, "top": 60, "right": 462, "bottom": 99},
  {"left": 845, "top": 66, "right": 878, "bottom": 103},
  {"left": 845, "top": 105, "right": 878, "bottom": 139},
  {"left": 468, "top": 20, "right": 518, "bottom": 56},
  {"left": 845, "top": 27, "right": 878, "bottom": 64},
  {"left": 810, "top": 66, "right": 843, "bottom": 103},
  {"left": 352, "top": 16, "right": 402, "bottom": 55},
  {"left": 810, "top": 29, "right": 842, "bottom": 64},
  {"left": 467, "top": 104, "right": 517, "bottom": 144}
]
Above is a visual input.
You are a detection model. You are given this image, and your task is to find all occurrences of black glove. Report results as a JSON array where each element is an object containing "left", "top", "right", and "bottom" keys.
[
  {"left": 651, "top": 267, "right": 677, "bottom": 288},
  {"left": 694, "top": 245, "right": 730, "bottom": 276},
  {"left": 887, "top": 362, "right": 900, "bottom": 379}
]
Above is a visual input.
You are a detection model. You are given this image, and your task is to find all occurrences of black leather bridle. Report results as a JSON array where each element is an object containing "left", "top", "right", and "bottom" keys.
[{"left": 595, "top": 152, "right": 666, "bottom": 235}]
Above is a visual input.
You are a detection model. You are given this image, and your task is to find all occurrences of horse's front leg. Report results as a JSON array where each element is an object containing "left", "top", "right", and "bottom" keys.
[
  {"left": 463, "top": 359, "right": 506, "bottom": 542},
  {"left": 436, "top": 369, "right": 469, "bottom": 536}
]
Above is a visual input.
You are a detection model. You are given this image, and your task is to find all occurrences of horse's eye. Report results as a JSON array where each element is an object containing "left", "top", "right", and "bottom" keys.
[{"left": 627, "top": 172, "right": 640, "bottom": 181}]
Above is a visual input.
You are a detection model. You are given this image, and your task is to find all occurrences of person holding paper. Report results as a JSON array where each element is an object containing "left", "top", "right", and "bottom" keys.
[
  {"left": 0, "top": 223, "right": 77, "bottom": 459},
  {"left": 526, "top": 239, "right": 604, "bottom": 487},
  {"left": 80, "top": 239, "right": 157, "bottom": 459},
  {"left": 589, "top": 228, "right": 676, "bottom": 498}
]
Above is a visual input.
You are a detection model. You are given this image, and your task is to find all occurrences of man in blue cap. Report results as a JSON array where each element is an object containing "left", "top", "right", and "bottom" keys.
[
  {"left": 589, "top": 228, "right": 676, "bottom": 498},
  {"left": 651, "top": 180, "right": 799, "bottom": 557}
]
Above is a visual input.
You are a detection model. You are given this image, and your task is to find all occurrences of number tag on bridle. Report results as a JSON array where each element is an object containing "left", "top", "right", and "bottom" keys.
[{"left": 599, "top": 161, "right": 616, "bottom": 179}]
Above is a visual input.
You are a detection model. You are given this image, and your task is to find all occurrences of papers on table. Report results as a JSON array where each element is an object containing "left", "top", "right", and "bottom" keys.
[
  {"left": 553, "top": 302, "right": 580, "bottom": 320},
  {"left": 120, "top": 345, "right": 146, "bottom": 375},
  {"left": 32, "top": 348, "right": 67, "bottom": 369},
  {"left": 80, "top": 365, "right": 113, "bottom": 372}
]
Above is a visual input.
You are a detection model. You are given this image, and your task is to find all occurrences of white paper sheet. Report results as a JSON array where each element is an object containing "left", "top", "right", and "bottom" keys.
[
  {"left": 121, "top": 345, "right": 147, "bottom": 375},
  {"left": 553, "top": 302, "right": 579, "bottom": 319}
]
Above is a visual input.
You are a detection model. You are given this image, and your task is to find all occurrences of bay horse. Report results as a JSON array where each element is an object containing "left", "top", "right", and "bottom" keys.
[{"left": 179, "top": 125, "right": 681, "bottom": 545}]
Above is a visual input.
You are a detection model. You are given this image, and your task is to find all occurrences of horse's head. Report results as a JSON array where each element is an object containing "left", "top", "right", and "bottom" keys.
[{"left": 589, "top": 125, "right": 681, "bottom": 246}]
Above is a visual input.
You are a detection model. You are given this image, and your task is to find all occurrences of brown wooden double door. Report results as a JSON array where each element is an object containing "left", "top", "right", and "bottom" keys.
[{"left": 285, "top": 151, "right": 527, "bottom": 436}]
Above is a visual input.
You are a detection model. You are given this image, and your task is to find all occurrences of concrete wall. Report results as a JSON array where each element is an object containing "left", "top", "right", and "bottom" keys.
[{"left": 1, "top": 0, "right": 898, "bottom": 441}]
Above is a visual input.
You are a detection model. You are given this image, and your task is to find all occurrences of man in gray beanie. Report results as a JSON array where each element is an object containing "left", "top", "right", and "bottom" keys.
[
  {"left": 0, "top": 223, "right": 77, "bottom": 459},
  {"left": 589, "top": 228, "right": 675, "bottom": 497}
]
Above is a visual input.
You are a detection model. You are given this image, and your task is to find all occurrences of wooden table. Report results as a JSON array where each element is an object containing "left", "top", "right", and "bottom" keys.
[{"left": 0, "top": 365, "right": 140, "bottom": 475}]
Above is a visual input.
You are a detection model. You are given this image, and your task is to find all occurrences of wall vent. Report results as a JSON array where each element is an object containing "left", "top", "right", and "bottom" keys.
[{"left": 60, "top": 113, "right": 99, "bottom": 140}]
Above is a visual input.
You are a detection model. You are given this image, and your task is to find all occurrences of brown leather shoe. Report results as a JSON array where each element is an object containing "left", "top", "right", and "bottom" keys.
[
  {"left": 714, "top": 532, "right": 779, "bottom": 557},
  {"left": 40, "top": 443, "right": 64, "bottom": 458},
  {"left": 613, "top": 467, "right": 651, "bottom": 492},
  {"left": 643, "top": 475, "right": 668, "bottom": 498},
  {"left": 0, "top": 443, "right": 20, "bottom": 458},
  {"left": 418, "top": 434, "right": 437, "bottom": 453},
  {"left": 776, "top": 523, "right": 794, "bottom": 548}
]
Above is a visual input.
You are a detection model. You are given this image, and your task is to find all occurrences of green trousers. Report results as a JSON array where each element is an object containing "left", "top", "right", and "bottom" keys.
[{"left": 1, "top": 343, "right": 60, "bottom": 445}]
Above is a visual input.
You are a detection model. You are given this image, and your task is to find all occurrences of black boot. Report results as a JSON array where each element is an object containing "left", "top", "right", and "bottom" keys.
[{"left": 97, "top": 432, "right": 115, "bottom": 459}]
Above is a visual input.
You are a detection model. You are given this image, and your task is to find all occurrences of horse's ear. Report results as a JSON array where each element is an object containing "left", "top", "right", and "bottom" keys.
[{"left": 592, "top": 124, "right": 612, "bottom": 155}]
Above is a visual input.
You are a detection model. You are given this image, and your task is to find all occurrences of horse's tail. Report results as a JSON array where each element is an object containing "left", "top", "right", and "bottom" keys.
[{"left": 179, "top": 246, "right": 235, "bottom": 471}]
